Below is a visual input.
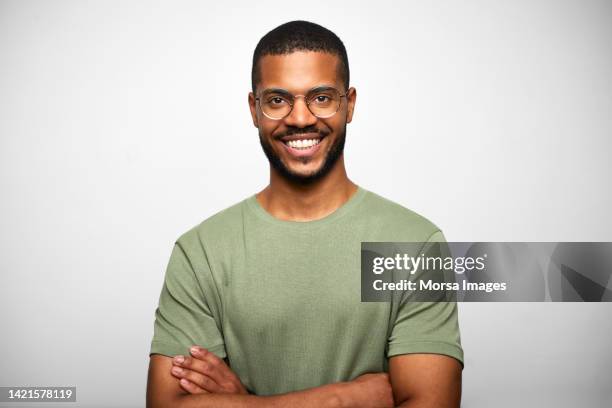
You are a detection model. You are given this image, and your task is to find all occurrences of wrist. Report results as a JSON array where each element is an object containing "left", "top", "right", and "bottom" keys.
[{"left": 329, "top": 381, "right": 355, "bottom": 408}]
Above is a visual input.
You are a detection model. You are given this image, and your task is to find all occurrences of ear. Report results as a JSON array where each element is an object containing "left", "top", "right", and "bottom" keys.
[
  {"left": 248, "top": 92, "right": 259, "bottom": 128},
  {"left": 346, "top": 87, "right": 357, "bottom": 124}
]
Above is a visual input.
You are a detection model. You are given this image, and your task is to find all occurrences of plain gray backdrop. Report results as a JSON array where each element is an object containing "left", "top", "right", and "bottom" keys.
[{"left": 1, "top": 0, "right": 611, "bottom": 407}]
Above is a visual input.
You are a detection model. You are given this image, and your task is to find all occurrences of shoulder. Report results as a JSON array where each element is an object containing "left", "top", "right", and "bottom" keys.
[
  {"left": 174, "top": 198, "right": 247, "bottom": 253},
  {"left": 360, "top": 188, "right": 444, "bottom": 241}
]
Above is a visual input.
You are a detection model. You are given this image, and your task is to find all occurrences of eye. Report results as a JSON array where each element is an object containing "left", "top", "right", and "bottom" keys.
[
  {"left": 310, "top": 93, "right": 336, "bottom": 106},
  {"left": 266, "top": 96, "right": 289, "bottom": 106}
]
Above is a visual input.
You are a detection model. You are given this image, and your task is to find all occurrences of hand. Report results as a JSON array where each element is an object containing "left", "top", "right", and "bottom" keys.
[
  {"left": 170, "top": 345, "right": 249, "bottom": 395},
  {"left": 343, "top": 372, "right": 394, "bottom": 408}
]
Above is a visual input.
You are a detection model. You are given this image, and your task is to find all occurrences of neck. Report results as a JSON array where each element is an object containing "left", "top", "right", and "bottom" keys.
[{"left": 256, "top": 156, "right": 358, "bottom": 222}]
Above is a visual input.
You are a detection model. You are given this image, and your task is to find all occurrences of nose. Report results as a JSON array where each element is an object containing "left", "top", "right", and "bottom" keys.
[{"left": 283, "top": 95, "right": 318, "bottom": 128}]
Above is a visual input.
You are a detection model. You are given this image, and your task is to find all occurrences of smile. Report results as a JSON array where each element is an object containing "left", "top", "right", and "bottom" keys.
[
  {"left": 279, "top": 134, "right": 326, "bottom": 158},
  {"left": 283, "top": 138, "right": 322, "bottom": 149}
]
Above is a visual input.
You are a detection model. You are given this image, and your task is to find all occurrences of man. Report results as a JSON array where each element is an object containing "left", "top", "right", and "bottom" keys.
[{"left": 147, "top": 20, "right": 463, "bottom": 408}]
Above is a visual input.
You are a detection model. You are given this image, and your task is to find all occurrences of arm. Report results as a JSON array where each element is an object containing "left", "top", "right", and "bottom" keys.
[
  {"left": 389, "top": 354, "right": 462, "bottom": 408},
  {"left": 147, "top": 354, "right": 393, "bottom": 408},
  {"left": 385, "top": 231, "right": 464, "bottom": 407}
]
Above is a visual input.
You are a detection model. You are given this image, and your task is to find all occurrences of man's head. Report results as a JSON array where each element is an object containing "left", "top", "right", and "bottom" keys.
[{"left": 248, "top": 21, "right": 356, "bottom": 185}]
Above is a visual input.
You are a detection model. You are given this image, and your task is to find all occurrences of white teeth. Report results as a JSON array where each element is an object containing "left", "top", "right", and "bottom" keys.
[{"left": 285, "top": 138, "right": 321, "bottom": 149}]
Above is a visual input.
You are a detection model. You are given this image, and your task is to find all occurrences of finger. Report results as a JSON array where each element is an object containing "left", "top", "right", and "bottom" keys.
[
  {"left": 195, "top": 348, "right": 249, "bottom": 394},
  {"left": 184, "top": 347, "right": 230, "bottom": 385},
  {"left": 192, "top": 350, "right": 248, "bottom": 395},
  {"left": 172, "top": 365, "right": 224, "bottom": 393},
  {"left": 178, "top": 378, "right": 207, "bottom": 395},
  {"left": 173, "top": 355, "right": 212, "bottom": 378},
  {"left": 190, "top": 346, "right": 235, "bottom": 383}
]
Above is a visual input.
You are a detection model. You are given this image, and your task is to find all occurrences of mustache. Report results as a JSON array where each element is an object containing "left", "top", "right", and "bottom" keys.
[{"left": 276, "top": 126, "right": 330, "bottom": 139}]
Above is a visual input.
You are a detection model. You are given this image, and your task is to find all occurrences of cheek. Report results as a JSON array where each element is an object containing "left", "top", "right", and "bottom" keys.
[
  {"left": 320, "top": 118, "right": 340, "bottom": 136},
  {"left": 259, "top": 120, "right": 280, "bottom": 139}
]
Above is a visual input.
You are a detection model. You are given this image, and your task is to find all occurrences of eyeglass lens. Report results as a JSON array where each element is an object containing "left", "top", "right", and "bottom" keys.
[{"left": 260, "top": 88, "right": 342, "bottom": 119}]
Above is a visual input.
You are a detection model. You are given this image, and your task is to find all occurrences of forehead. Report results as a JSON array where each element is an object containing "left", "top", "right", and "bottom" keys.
[{"left": 258, "top": 51, "right": 341, "bottom": 93}]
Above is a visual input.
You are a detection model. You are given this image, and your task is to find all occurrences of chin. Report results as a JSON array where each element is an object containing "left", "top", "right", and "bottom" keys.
[
  {"left": 286, "top": 162, "right": 324, "bottom": 176},
  {"left": 278, "top": 164, "right": 326, "bottom": 184}
]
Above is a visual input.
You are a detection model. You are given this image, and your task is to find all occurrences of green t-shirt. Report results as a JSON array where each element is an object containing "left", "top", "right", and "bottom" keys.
[{"left": 149, "top": 185, "right": 463, "bottom": 395}]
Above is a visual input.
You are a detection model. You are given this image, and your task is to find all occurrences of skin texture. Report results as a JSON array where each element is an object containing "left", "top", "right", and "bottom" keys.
[
  {"left": 253, "top": 52, "right": 353, "bottom": 183},
  {"left": 249, "top": 51, "right": 360, "bottom": 223},
  {"left": 146, "top": 50, "right": 462, "bottom": 407}
]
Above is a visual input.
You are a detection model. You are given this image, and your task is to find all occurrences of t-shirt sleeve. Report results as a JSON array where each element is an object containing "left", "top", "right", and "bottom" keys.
[
  {"left": 386, "top": 230, "right": 464, "bottom": 368},
  {"left": 149, "top": 238, "right": 226, "bottom": 359}
]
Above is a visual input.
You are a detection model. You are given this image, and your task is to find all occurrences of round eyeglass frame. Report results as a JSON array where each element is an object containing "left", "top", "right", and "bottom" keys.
[{"left": 255, "top": 88, "right": 348, "bottom": 120}]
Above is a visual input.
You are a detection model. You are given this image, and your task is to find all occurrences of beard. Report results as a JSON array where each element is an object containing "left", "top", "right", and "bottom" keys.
[{"left": 258, "top": 124, "right": 347, "bottom": 186}]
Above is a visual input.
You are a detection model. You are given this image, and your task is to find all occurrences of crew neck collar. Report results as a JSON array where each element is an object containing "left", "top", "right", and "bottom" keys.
[{"left": 245, "top": 185, "right": 368, "bottom": 229}]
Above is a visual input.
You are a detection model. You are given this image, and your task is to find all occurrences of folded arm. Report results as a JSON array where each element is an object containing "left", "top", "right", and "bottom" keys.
[{"left": 146, "top": 353, "right": 393, "bottom": 408}]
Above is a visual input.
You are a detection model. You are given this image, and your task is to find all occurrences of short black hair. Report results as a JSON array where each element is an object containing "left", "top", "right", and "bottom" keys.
[{"left": 251, "top": 20, "right": 350, "bottom": 95}]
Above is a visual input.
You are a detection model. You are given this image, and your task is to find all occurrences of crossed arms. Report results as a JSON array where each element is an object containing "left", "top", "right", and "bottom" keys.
[{"left": 146, "top": 346, "right": 461, "bottom": 408}]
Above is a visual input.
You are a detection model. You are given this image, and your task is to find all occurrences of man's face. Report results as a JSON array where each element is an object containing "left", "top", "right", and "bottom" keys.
[{"left": 249, "top": 51, "right": 356, "bottom": 184}]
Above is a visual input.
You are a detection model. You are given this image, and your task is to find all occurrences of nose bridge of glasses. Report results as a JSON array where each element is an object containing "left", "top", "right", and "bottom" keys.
[
  {"left": 292, "top": 94, "right": 310, "bottom": 107},
  {"left": 289, "top": 94, "right": 317, "bottom": 119}
]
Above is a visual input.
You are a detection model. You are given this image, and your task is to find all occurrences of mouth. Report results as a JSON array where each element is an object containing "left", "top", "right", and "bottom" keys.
[{"left": 278, "top": 133, "right": 326, "bottom": 157}]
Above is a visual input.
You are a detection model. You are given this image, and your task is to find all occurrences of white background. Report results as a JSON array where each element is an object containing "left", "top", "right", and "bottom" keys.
[{"left": 1, "top": 0, "right": 611, "bottom": 407}]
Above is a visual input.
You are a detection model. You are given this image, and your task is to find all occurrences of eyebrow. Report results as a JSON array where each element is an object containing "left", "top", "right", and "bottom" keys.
[{"left": 261, "top": 85, "right": 337, "bottom": 95}]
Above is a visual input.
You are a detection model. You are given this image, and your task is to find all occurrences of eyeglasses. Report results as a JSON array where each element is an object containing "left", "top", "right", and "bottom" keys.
[{"left": 255, "top": 86, "right": 347, "bottom": 120}]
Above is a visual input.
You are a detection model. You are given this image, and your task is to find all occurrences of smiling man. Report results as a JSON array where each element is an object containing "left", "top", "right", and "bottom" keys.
[{"left": 147, "top": 20, "right": 463, "bottom": 408}]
